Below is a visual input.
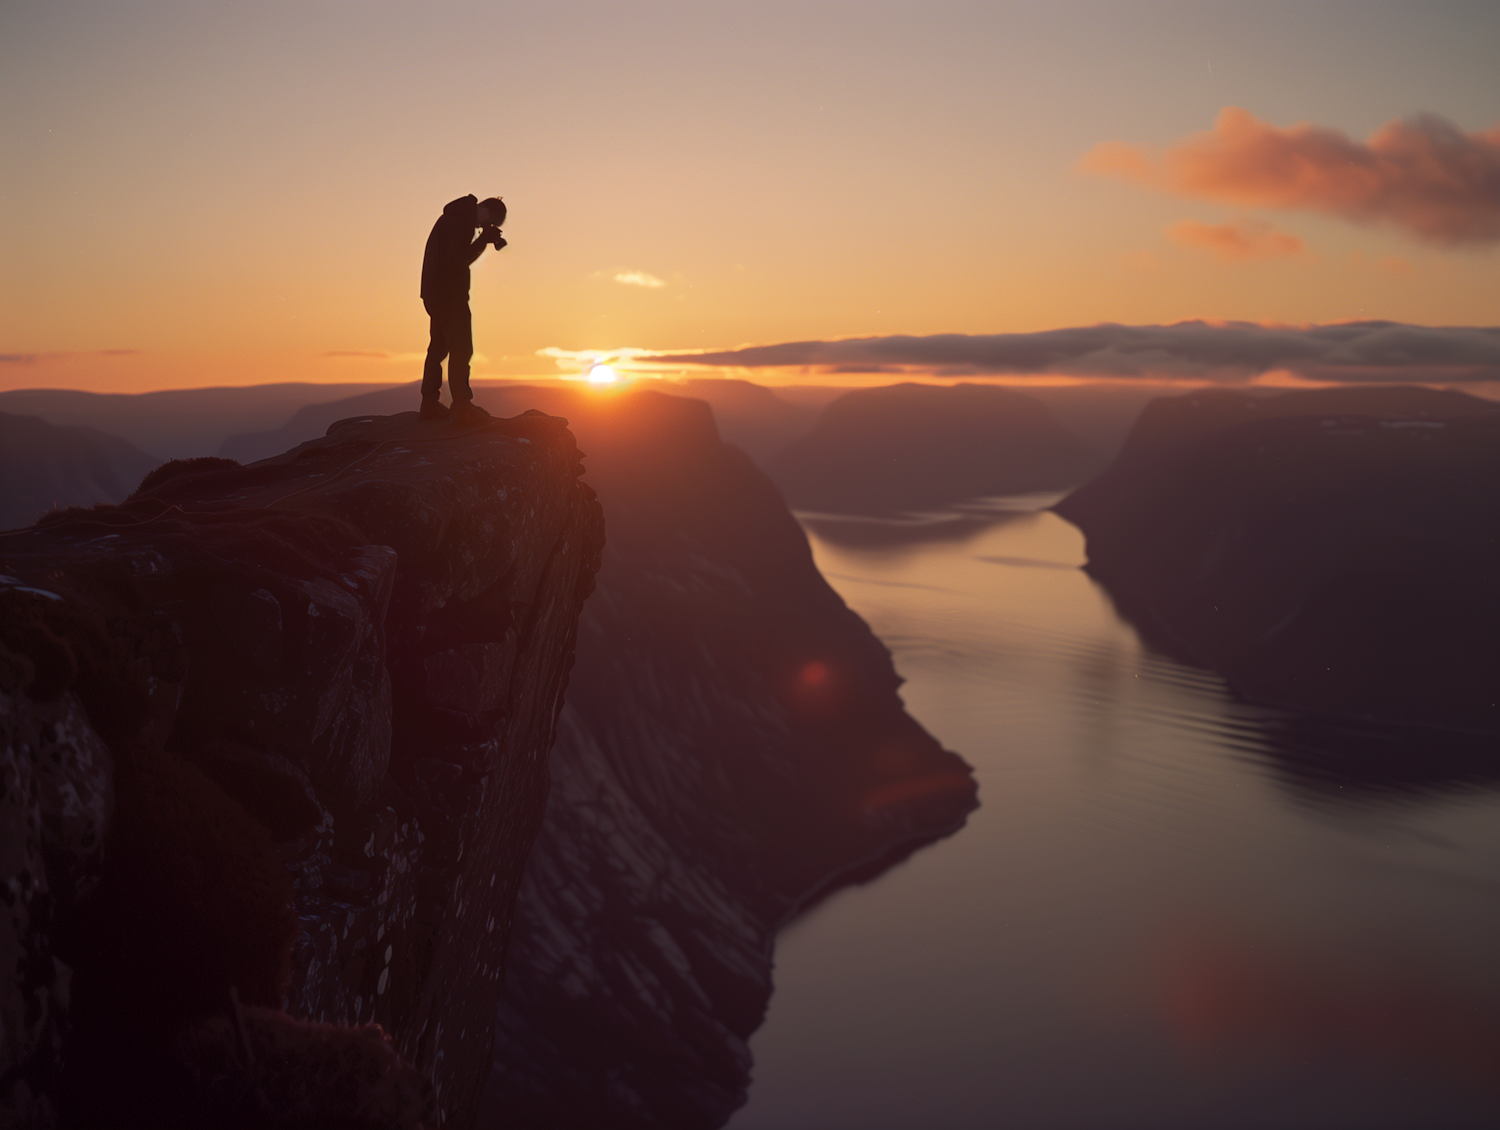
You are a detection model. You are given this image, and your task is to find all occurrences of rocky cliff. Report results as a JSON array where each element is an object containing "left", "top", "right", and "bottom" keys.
[
  {"left": 1056, "top": 386, "right": 1500, "bottom": 736},
  {"left": 476, "top": 389, "right": 979, "bottom": 1129},
  {"left": 188, "top": 379, "right": 980, "bottom": 1128},
  {"left": 0, "top": 410, "right": 603, "bottom": 1127}
]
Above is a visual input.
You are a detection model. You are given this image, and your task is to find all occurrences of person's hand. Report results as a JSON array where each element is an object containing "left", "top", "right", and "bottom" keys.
[{"left": 484, "top": 226, "right": 506, "bottom": 250}]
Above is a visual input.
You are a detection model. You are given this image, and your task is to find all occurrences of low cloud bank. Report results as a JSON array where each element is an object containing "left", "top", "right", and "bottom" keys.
[
  {"left": 647, "top": 321, "right": 1500, "bottom": 383},
  {"left": 1082, "top": 108, "right": 1500, "bottom": 246}
]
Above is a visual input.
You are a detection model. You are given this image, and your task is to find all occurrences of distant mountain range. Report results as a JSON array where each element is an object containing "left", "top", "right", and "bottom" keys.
[
  {"left": 0, "top": 411, "right": 159, "bottom": 530},
  {"left": 0, "top": 383, "right": 395, "bottom": 460},
  {"left": 3, "top": 378, "right": 1155, "bottom": 523},
  {"left": 768, "top": 382, "right": 1106, "bottom": 514}
]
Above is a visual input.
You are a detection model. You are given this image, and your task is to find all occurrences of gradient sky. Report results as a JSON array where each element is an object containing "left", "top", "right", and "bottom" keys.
[{"left": 3, "top": 0, "right": 1497, "bottom": 391}]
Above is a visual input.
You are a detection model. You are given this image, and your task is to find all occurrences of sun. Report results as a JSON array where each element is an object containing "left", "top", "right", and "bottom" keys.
[{"left": 587, "top": 364, "right": 618, "bottom": 385}]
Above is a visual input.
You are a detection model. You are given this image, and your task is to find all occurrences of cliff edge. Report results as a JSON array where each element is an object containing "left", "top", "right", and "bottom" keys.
[
  {"left": 476, "top": 389, "right": 980, "bottom": 1129},
  {"left": 0, "top": 410, "right": 604, "bottom": 1127}
]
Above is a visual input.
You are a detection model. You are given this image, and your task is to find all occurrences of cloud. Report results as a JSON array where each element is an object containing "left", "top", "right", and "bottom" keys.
[
  {"left": 1081, "top": 108, "right": 1500, "bottom": 246},
  {"left": 613, "top": 271, "right": 665, "bottom": 288},
  {"left": 0, "top": 350, "right": 139, "bottom": 363},
  {"left": 646, "top": 321, "right": 1500, "bottom": 384},
  {"left": 536, "top": 346, "right": 662, "bottom": 374},
  {"left": 1170, "top": 218, "right": 1305, "bottom": 261}
]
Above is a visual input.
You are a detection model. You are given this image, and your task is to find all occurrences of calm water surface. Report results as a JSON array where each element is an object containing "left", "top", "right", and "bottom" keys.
[{"left": 729, "top": 501, "right": 1500, "bottom": 1130}]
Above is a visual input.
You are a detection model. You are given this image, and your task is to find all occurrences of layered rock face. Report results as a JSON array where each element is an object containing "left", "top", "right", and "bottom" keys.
[
  {"left": 472, "top": 390, "right": 979, "bottom": 1129},
  {"left": 1056, "top": 386, "right": 1500, "bottom": 736},
  {"left": 768, "top": 382, "right": 1104, "bottom": 514},
  {"left": 0, "top": 410, "right": 603, "bottom": 1127}
]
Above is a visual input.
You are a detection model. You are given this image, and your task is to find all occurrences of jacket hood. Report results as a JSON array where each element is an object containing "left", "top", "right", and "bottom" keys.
[{"left": 443, "top": 195, "right": 479, "bottom": 223}]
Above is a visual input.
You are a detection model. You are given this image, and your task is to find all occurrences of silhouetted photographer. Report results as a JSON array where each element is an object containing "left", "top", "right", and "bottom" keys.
[{"left": 420, "top": 194, "right": 507, "bottom": 422}]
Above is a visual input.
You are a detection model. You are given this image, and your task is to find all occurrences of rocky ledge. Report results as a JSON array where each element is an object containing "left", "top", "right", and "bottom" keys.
[{"left": 0, "top": 410, "right": 603, "bottom": 1127}]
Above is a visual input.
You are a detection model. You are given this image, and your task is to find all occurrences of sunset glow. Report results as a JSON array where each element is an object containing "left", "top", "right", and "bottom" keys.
[
  {"left": 3, "top": 2, "right": 1496, "bottom": 395},
  {"left": 4, "top": 5, "right": 1498, "bottom": 1127}
]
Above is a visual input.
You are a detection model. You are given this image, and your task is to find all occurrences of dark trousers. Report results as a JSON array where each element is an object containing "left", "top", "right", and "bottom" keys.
[{"left": 421, "top": 299, "right": 473, "bottom": 401}]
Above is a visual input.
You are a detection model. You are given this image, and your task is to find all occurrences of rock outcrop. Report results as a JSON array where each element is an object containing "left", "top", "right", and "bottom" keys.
[
  {"left": 179, "top": 379, "right": 980, "bottom": 1128},
  {"left": 768, "top": 382, "right": 1104, "bottom": 514},
  {"left": 1056, "top": 385, "right": 1500, "bottom": 736},
  {"left": 0, "top": 410, "right": 603, "bottom": 1127},
  {"left": 0, "top": 412, "right": 160, "bottom": 531}
]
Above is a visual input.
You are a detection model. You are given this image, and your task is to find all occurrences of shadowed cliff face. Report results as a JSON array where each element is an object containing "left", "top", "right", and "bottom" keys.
[
  {"left": 1056, "top": 386, "right": 1500, "bottom": 737},
  {"left": 470, "top": 390, "right": 979, "bottom": 1130},
  {"left": 0, "top": 410, "right": 603, "bottom": 1128}
]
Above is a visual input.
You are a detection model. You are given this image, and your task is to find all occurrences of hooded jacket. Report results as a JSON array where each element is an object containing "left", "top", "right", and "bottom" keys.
[{"left": 420, "top": 195, "right": 483, "bottom": 304}]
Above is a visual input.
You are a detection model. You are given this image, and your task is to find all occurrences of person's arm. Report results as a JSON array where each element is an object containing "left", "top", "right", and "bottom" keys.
[{"left": 464, "top": 227, "right": 505, "bottom": 265}]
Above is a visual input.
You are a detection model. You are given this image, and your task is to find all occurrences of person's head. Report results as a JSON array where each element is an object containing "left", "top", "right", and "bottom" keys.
[{"left": 477, "top": 197, "right": 506, "bottom": 227}]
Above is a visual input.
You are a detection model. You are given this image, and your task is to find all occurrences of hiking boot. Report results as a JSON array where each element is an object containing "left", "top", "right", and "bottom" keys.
[
  {"left": 450, "top": 398, "right": 491, "bottom": 423},
  {"left": 419, "top": 398, "right": 449, "bottom": 421}
]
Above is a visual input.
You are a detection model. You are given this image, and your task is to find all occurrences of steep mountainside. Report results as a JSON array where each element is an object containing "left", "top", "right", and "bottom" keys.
[
  {"left": 212, "top": 381, "right": 979, "bottom": 1128},
  {"left": 1056, "top": 386, "right": 1500, "bottom": 735},
  {"left": 768, "top": 382, "right": 1104, "bottom": 514},
  {"left": 0, "top": 410, "right": 603, "bottom": 1128},
  {"left": 0, "top": 412, "right": 159, "bottom": 530},
  {"left": 476, "top": 390, "right": 977, "bottom": 1129}
]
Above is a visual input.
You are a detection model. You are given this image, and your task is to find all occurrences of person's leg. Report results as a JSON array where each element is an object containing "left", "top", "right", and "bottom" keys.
[
  {"left": 421, "top": 300, "right": 449, "bottom": 402},
  {"left": 448, "top": 304, "right": 474, "bottom": 402}
]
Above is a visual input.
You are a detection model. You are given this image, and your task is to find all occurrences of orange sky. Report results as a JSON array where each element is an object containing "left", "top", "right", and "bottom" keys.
[{"left": 3, "top": 1, "right": 1497, "bottom": 393}]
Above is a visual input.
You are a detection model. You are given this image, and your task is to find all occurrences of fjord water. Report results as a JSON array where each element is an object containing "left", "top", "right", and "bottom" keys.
[{"left": 730, "top": 500, "right": 1500, "bottom": 1130}]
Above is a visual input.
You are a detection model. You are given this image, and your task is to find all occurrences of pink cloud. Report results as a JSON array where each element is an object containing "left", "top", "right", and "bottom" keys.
[
  {"left": 1169, "top": 218, "right": 1305, "bottom": 261},
  {"left": 1082, "top": 107, "right": 1500, "bottom": 246}
]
